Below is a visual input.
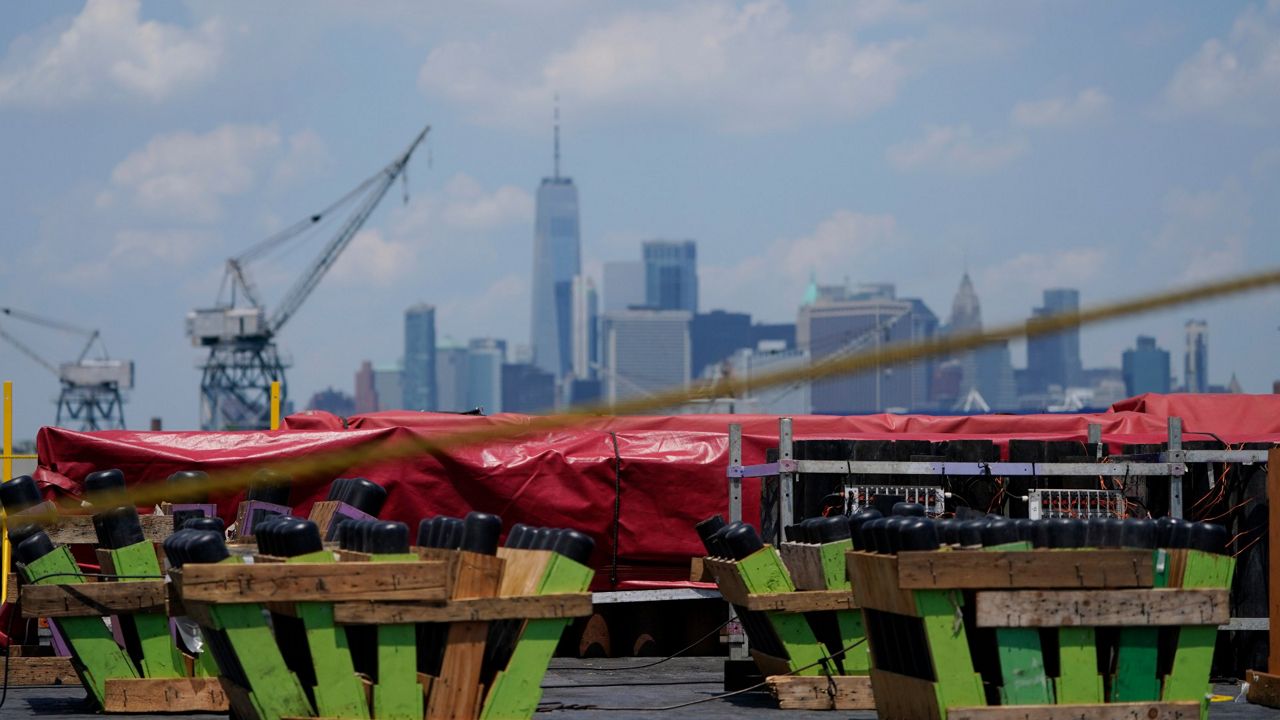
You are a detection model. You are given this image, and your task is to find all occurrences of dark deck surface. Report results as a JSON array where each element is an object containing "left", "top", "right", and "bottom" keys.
[{"left": 0, "top": 657, "right": 1265, "bottom": 719}]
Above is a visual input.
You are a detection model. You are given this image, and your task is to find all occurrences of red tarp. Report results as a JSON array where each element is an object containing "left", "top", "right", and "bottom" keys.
[{"left": 32, "top": 394, "right": 1280, "bottom": 590}]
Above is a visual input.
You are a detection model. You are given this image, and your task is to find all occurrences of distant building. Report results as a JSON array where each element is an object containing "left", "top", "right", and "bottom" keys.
[
  {"left": 467, "top": 338, "right": 505, "bottom": 413},
  {"left": 1025, "top": 288, "right": 1083, "bottom": 392},
  {"left": 565, "top": 377, "right": 602, "bottom": 406},
  {"left": 1122, "top": 336, "right": 1171, "bottom": 396},
  {"left": 797, "top": 281, "right": 937, "bottom": 413},
  {"left": 570, "top": 275, "right": 599, "bottom": 379},
  {"left": 945, "top": 273, "right": 1015, "bottom": 411},
  {"left": 716, "top": 346, "right": 811, "bottom": 414},
  {"left": 435, "top": 339, "right": 470, "bottom": 412},
  {"left": 751, "top": 322, "right": 796, "bottom": 351},
  {"left": 372, "top": 364, "right": 402, "bottom": 411},
  {"left": 691, "top": 310, "right": 752, "bottom": 378},
  {"left": 1185, "top": 320, "right": 1208, "bottom": 393},
  {"left": 530, "top": 109, "right": 580, "bottom": 379},
  {"left": 354, "top": 361, "right": 377, "bottom": 414},
  {"left": 600, "top": 309, "right": 692, "bottom": 404},
  {"left": 402, "top": 304, "right": 437, "bottom": 411},
  {"left": 502, "top": 363, "right": 556, "bottom": 413},
  {"left": 643, "top": 239, "right": 698, "bottom": 313},
  {"left": 603, "top": 261, "right": 645, "bottom": 311},
  {"left": 307, "top": 387, "right": 355, "bottom": 416}
]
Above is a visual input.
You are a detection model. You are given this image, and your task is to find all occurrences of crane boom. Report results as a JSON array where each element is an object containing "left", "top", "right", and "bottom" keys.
[
  {"left": 0, "top": 326, "right": 60, "bottom": 377},
  {"left": 267, "top": 124, "right": 430, "bottom": 334}
]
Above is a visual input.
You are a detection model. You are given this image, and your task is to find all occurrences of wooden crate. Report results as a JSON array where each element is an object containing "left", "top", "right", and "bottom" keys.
[
  {"left": 700, "top": 540, "right": 873, "bottom": 711},
  {"left": 845, "top": 546, "right": 1234, "bottom": 720},
  {"left": 171, "top": 545, "right": 593, "bottom": 720}
]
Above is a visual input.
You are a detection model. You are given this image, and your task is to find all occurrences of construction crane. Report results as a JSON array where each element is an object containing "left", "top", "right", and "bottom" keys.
[
  {"left": 0, "top": 307, "right": 134, "bottom": 431},
  {"left": 188, "top": 124, "right": 430, "bottom": 430}
]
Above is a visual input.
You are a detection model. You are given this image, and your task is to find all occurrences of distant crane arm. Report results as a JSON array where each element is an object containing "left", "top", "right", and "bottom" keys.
[
  {"left": 0, "top": 306, "right": 105, "bottom": 363},
  {"left": 0, "top": 326, "right": 60, "bottom": 378},
  {"left": 226, "top": 258, "right": 264, "bottom": 311},
  {"left": 267, "top": 124, "right": 430, "bottom": 334}
]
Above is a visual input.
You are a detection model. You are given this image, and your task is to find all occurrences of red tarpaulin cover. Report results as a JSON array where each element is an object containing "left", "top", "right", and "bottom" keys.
[{"left": 32, "top": 394, "right": 1280, "bottom": 590}]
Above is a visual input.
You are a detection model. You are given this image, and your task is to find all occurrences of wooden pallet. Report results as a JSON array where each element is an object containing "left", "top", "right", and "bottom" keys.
[
  {"left": 767, "top": 674, "right": 874, "bottom": 710},
  {"left": 846, "top": 546, "right": 1235, "bottom": 720}
]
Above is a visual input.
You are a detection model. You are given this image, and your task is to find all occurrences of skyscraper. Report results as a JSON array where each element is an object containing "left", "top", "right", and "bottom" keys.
[
  {"left": 600, "top": 309, "right": 692, "bottom": 404},
  {"left": 402, "top": 304, "right": 437, "bottom": 411},
  {"left": 353, "top": 361, "right": 377, "bottom": 414},
  {"left": 1123, "top": 335, "right": 1171, "bottom": 396},
  {"left": 691, "top": 310, "right": 751, "bottom": 377},
  {"left": 466, "top": 338, "right": 505, "bottom": 413},
  {"left": 435, "top": 338, "right": 469, "bottom": 412},
  {"left": 946, "top": 272, "right": 1015, "bottom": 410},
  {"left": 530, "top": 104, "right": 581, "bottom": 379},
  {"left": 643, "top": 239, "right": 698, "bottom": 312},
  {"left": 1025, "top": 288, "right": 1083, "bottom": 391},
  {"left": 570, "top": 274, "right": 598, "bottom": 379},
  {"left": 1185, "top": 320, "right": 1208, "bottom": 392},
  {"left": 372, "top": 364, "right": 402, "bottom": 411}
]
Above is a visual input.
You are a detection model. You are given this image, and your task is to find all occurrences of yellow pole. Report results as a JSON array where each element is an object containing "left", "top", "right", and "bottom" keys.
[{"left": 270, "top": 381, "right": 281, "bottom": 430}]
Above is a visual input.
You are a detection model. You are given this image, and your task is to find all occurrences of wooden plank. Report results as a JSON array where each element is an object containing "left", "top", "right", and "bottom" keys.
[
  {"left": 898, "top": 549, "right": 1153, "bottom": 589},
  {"left": 2, "top": 656, "right": 80, "bottom": 686},
  {"left": 102, "top": 677, "right": 230, "bottom": 713},
  {"left": 496, "top": 547, "right": 554, "bottom": 596},
  {"left": 767, "top": 674, "right": 875, "bottom": 710},
  {"left": 995, "top": 628, "right": 1052, "bottom": 705},
  {"left": 703, "top": 556, "right": 752, "bottom": 606},
  {"left": 1269, "top": 447, "right": 1280, "bottom": 674},
  {"left": 778, "top": 543, "right": 827, "bottom": 590},
  {"left": 332, "top": 593, "right": 593, "bottom": 624},
  {"left": 34, "top": 513, "right": 174, "bottom": 545},
  {"left": 1246, "top": 669, "right": 1280, "bottom": 709},
  {"left": 869, "top": 668, "right": 943, "bottom": 720},
  {"left": 743, "top": 589, "right": 856, "bottom": 613},
  {"left": 20, "top": 580, "right": 167, "bottom": 617},
  {"left": 946, "top": 701, "right": 1201, "bottom": 719},
  {"left": 750, "top": 649, "right": 793, "bottom": 678},
  {"left": 426, "top": 551, "right": 504, "bottom": 720},
  {"left": 5, "top": 573, "right": 16, "bottom": 603},
  {"left": 177, "top": 560, "right": 450, "bottom": 603},
  {"left": 974, "top": 589, "right": 1228, "bottom": 627},
  {"left": 688, "top": 556, "right": 714, "bottom": 583},
  {"left": 846, "top": 551, "right": 919, "bottom": 616}
]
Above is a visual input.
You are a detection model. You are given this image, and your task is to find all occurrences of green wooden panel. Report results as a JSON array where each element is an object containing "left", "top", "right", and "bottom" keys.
[
  {"left": 1163, "top": 550, "right": 1236, "bottom": 708},
  {"left": 288, "top": 551, "right": 370, "bottom": 719},
  {"left": 996, "top": 628, "right": 1052, "bottom": 705},
  {"left": 820, "top": 539, "right": 852, "bottom": 590},
  {"left": 915, "top": 589, "right": 985, "bottom": 712},
  {"left": 1111, "top": 627, "right": 1160, "bottom": 701},
  {"left": 21, "top": 546, "right": 138, "bottom": 705},
  {"left": 369, "top": 551, "right": 424, "bottom": 720},
  {"left": 736, "top": 547, "right": 829, "bottom": 675},
  {"left": 1056, "top": 626, "right": 1103, "bottom": 704},
  {"left": 836, "top": 610, "right": 870, "bottom": 674},
  {"left": 211, "top": 601, "right": 314, "bottom": 720},
  {"left": 480, "top": 554, "right": 594, "bottom": 720},
  {"left": 108, "top": 541, "right": 184, "bottom": 677}
]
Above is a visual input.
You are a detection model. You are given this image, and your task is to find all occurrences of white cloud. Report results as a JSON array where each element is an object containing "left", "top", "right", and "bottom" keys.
[
  {"left": 419, "top": 0, "right": 912, "bottom": 132},
  {"left": 701, "top": 210, "right": 901, "bottom": 317},
  {"left": 886, "top": 125, "right": 1028, "bottom": 173},
  {"left": 1152, "top": 180, "right": 1251, "bottom": 281},
  {"left": 105, "top": 124, "right": 282, "bottom": 221},
  {"left": 0, "top": 0, "right": 222, "bottom": 107},
  {"left": 439, "top": 174, "right": 534, "bottom": 231},
  {"left": 1166, "top": 0, "right": 1280, "bottom": 123},
  {"left": 1012, "top": 87, "right": 1110, "bottom": 128},
  {"left": 329, "top": 229, "right": 415, "bottom": 285},
  {"left": 437, "top": 273, "right": 529, "bottom": 342},
  {"left": 62, "top": 228, "right": 214, "bottom": 284},
  {"left": 271, "top": 130, "right": 331, "bottom": 189}
]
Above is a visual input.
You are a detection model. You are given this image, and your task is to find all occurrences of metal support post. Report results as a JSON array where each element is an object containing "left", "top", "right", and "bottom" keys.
[
  {"left": 1168, "top": 416, "right": 1183, "bottom": 518},
  {"left": 2, "top": 381, "right": 12, "bottom": 481},
  {"left": 270, "top": 380, "right": 282, "bottom": 430},
  {"left": 728, "top": 423, "right": 743, "bottom": 524},
  {"left": 778, "top": 417, "right": 795, "bottom": 536},
  {"left": 1087, "top": 423, "right": 1102, "bottom": 459}
]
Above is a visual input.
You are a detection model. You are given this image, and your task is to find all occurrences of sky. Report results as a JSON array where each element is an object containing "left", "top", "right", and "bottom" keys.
[{"left": 1, "top": 0, "right": 1279, "bottom": 441}]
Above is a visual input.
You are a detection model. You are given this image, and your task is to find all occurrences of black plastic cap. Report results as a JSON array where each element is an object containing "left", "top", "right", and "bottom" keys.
[
  {"left": 1187, "top": 521, "right": 1229, "bottom": 555},
  {"left": 1060, "top": 519, "right": 1087, "bottom": 549},
  {"left": 1101, "top": 517, "right": 1125, "bottom": 548},
  {"left": 326, "top": 478, "right": 352, "bottom": 502},
  {"left": 860, "top": 518, "right": 886, "bottom": 553},
  {"left": 183, "top": 516, "right": 225, "bottom": 533},
  {"left": 1014, "top": 518, "right": 1036, "bottom": 543},
  {"left": 504, "top": 522, "right": 531, "bottom": 549},
  {"left": 344, "top": 478, "right": 387, "bottom": 517},
  {"left": 1032, "top": 520, "right": 1052, "bottom": 549},
  {"left": 846, "top": 509, "right": 882, "bottom": 550},
  {"left": 439, "top": 517, "right": 465, "bottom": 550},
  {"left": 277, "top": 519, "right": 323, "bottom": 557},
  {"left": 705, "top": 523, "right": 736, "bottom": 557},
  {"left": 165, "top": 470, "right": 209, "bottom": 503},
  {"left": 1155, "top": 516, "right": 1177, "bottom": 548},
  {"left": 818, "top": 516, "right": 852, "bottom": 543},
  {"left": 552, "top": 529, "right": 595, "bottom": 565},
  {"left": 1167, "top": 518, "right": 1194, "bottom": 549},
  {"left": 1085, "top": 518, "right": 1109, "bottom": 547},
  {"left": 185, "top": 530, "right": 230, "bottom": 565},
  {"left": 84, "top": 469, "right": 126, "bottom": 496},
  {"left": 246, "top": 470, "right": 291, "bottom": 506},
  {"left": 0, "top": 475, "right": 41, "bottom": 513},
  {"left": 695, "top": 516, "right": 726, "bottom": 548},
  {"left": 724, "top": 523, "right": 764, "bottom": 561},
  {"left": 899, "top": 519, "right": 939, "bottom": 551},
  {"left": 15, "top": 530, "right": 55, "bottom": 565},
  {"left": 892, "top": 502, "right": 926, "bottom": 517},
  {"left": 1120, "top": 519, "right": 1157, "bottom": 550},
  {"left": 981, "top": 518, "right": 1018, "bottom": 547},
  {"left": 97, "top": 506, "right": 145, "bottom": 549},
  {"left": 8, "top": 522, "right": 42, "bottom": 547},
  {"left": 958, "top": 520, "right": 985, "bottom": 548},
  {"left": 368, "top": 521, "right": 410, "bottom": 554},
  {"left": 461, "top": 512, "right": 503, "bottom": 556},
  {"left": 1045, "top": 518, "right": 1075, "bottom": 549}
]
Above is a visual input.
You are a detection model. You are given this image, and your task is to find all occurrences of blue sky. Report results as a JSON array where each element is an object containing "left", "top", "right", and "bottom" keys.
[{"left": 2, "top": 0, "right": 1279, "bottom": 439}]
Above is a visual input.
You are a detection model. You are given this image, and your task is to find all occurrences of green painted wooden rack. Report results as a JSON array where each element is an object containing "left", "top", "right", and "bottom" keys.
[{"left": 845, "top": 546, "right": 1232, "bottom": 720}]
